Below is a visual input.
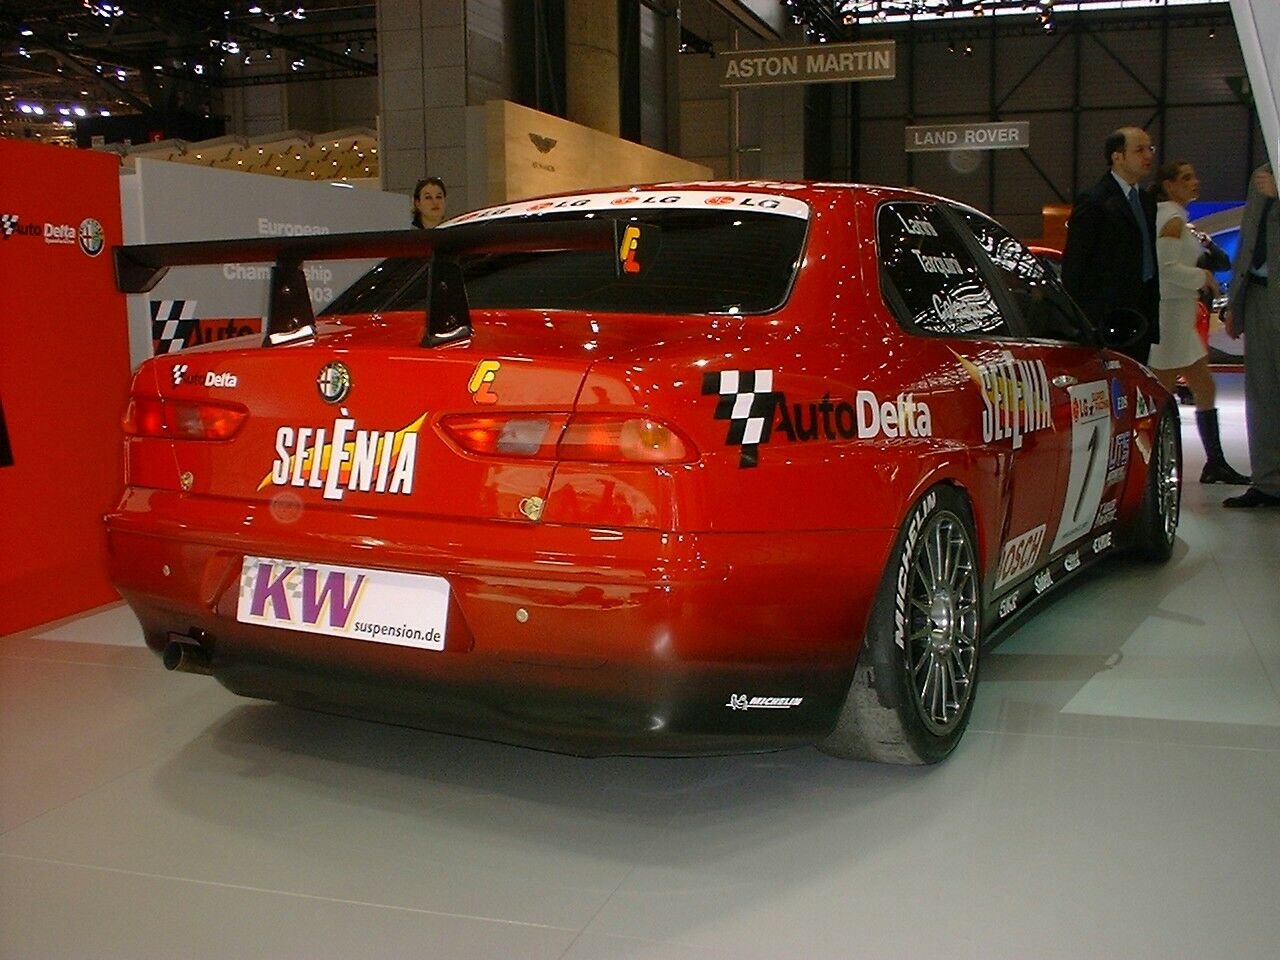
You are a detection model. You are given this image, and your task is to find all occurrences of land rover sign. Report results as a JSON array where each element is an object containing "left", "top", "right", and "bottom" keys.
[
  {"left": 905, "top": 122, "right": 1031, "bottom": 152},
  {"left": 720, "top": 41, "right": 896, "bottom": 88}
]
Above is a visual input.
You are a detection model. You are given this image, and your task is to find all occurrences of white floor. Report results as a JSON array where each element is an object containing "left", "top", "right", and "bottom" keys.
[{"left": 2, "top": 378, "right": 1278, "bottom": 960}]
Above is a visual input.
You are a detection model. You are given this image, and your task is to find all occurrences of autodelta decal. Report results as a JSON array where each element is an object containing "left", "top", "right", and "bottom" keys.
[
  {"left": 169, "top": 363, "right": 238, "bottom": 389},
  {"left": 994, "top": 523, "right": 1046, "bottom": 589},
  {"left": 951, "top": 350, "right": 1052, "bottom": 449},
  {"left": 1052, "top": 380, "right": 1113, "bottom": 552},
  {"left": 1, "top": 212, "right": 103, "bottom": 254},
  {"left": 701, "top": 369, "right": 932, "bottom": 468},
  {"left": 151, "top": 300, "right": 263, "bottom": 355},
  {"left": 237, "top": 555, "right": 449, "bottom": 650},
  {"left": 468, "top": 360, "right": 501, "bottom": 404},
  {"left": 443, "top": 190, "right": 810, "bottom": 226},
  {"left": 258, "top": 413, "right": 427, "bottom": 501}
]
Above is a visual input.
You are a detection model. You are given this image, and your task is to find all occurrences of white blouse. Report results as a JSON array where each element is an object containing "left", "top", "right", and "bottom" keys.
[{"left": 1155, "top": 201, "right": 1206, "bottom": 301}]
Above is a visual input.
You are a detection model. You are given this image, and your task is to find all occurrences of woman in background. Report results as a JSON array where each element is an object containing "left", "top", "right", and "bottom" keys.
[
  {"left": 1149, "top": 159, "right": 1249, "bottom": 485},
  {"left": 411, "top": 177, "right": 447, "bottom": 229}
]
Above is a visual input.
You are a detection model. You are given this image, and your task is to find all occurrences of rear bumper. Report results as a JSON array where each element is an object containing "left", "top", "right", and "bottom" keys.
[{"left": 106, "top": 489, "right": 895, "bottom": 756}]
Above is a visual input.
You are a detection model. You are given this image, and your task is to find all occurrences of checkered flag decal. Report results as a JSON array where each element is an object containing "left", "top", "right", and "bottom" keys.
[
  {"left": 170, "top": 363, "right": 189, "bottom": 387},
  {"left": 702, "top": 369, "right": 780, "bottom": 468},
  {"left": 1, "top": 214, "right": 18, "bottom": 238},
  {"left": 150, "top": 299, "right": 198, "bottom": 354}
]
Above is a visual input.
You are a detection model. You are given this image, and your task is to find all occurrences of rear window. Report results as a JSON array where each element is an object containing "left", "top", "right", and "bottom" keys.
[{"left": 324, "top": 210, "right": 807, "bottom": 316}]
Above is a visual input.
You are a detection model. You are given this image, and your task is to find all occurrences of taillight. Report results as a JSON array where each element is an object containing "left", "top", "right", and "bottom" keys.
[
  {"left": 439, "top": 413, "right": 697, "bottom": 464},
  {"left": 558, "top": 415, "right": 694, "bottom": 463},
  {"left": 440, "top": 414, "right": 568, "bottom": 458},
  {"left": 123, "top": 396, "right": 248, "bottom": 441}
]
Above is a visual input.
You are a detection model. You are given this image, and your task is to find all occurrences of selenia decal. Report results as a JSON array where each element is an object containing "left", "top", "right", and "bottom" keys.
[
  {"left": 259, "top": 414, "right": 426, "bottom": 501},
  {"left": 1052, "top": 381, "right": 1113, "bottom": 552},
  {"left": 702, "top": 369, "right": 932, "bottom": 468},
  {"left": 952, "top": 350, "right": 1052, "bottom": 449}
]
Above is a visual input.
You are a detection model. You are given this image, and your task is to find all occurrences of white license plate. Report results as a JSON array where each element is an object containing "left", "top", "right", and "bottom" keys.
[{"left": 236, "top": 555, "right": 449, "bottom": 650}]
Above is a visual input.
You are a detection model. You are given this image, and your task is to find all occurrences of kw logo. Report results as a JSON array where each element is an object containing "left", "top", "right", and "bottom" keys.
[
  {"left": 619, "top": 225, "right": 642, "bottom": 274},
  {"left": 245, "top": 561, "right": 367, "bottom": 630},
  {"left": 468, "top": 360, "right": 501, "bottom": 405}
]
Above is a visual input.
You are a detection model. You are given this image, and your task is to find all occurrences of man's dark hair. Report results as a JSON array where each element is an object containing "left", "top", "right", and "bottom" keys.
[{"left": 1103, "top": 130, "right": 1128, "bottom": 166}]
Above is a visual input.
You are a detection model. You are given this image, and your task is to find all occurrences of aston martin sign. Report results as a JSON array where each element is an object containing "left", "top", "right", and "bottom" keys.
[{"left": 720, "top": 41, "right": 896, "bottom": 88}]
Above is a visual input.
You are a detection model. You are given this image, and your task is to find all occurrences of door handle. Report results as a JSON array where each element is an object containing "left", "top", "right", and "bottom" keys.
[{"left": 1052, "top": 374, "right": 1077, "bottom": 388}]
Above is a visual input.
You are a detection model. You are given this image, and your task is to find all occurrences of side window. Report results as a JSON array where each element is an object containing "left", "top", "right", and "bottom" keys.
[
  {"left": 876, "top": 202, "right": 1011, "bottom": 338},
  {"left": 954, "top": 209, "right": 1092, "bottom": 344}
]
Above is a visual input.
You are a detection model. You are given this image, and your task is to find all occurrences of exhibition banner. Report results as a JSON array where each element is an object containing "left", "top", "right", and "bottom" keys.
[
  {"left": 0, "top": 139, "right": 130, "bottom": 636},
  {"left": 905, "top": 122, "right": 1031, "bottom": 153},
  {"left": 123, "top": 160, "right": 408, "bottom": 366},
  {"left": 719, "top": 41, "right": 895, "bottom": 88}
]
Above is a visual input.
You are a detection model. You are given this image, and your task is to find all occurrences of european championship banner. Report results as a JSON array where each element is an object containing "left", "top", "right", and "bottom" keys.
[{"left": 0, "top": 140, "right": 130, "bottom": 636}]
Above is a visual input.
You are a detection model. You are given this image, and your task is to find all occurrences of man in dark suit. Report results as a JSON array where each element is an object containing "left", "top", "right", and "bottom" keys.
[
  {"left": 1222, "top": 164, "right": 1280, "bottom": 508},
  {"left": 1062, "top": 127, "right": 1161, "bottom": 364}
]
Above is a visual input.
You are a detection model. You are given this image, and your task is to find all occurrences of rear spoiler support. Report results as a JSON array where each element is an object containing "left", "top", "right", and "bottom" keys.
[{"left": 113, "top": 220, "right": 620, "bottom": 349}]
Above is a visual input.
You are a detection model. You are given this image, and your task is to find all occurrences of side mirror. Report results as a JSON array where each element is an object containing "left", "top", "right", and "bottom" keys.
[{"left": 1099, "top": 308, "right": 1148, "bottom": 351}]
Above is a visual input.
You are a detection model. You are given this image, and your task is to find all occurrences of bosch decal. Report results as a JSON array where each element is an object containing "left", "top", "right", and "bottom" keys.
[
  {"left": 259, "top": 414, "right": 426, "bottom": 502},
  {"left": 994, "top": 523, "right": 1046, "bottom": 589}
]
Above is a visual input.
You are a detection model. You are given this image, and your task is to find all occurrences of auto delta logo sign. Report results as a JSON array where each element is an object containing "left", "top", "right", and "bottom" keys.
[
  {"left": 1, "top": 212, "right": 101, "bottom": 253},
  {"left": 702, "top": 369, "right": 933, "bottom": 468}
]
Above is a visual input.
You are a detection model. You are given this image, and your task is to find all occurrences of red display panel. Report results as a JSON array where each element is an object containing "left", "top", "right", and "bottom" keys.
[{"left": 0, "top": 141, "right": 129, "bottom": 635}]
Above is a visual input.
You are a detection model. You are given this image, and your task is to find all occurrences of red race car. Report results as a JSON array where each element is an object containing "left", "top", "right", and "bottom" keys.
[{"left": 107, "top": 182, "right": 1180, "bottom": 764}]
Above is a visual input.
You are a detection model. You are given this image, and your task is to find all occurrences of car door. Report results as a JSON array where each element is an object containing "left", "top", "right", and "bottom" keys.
[
  {"left": 873, "top": 200, "right": 1061, "bottom": 600},
  {"left": 950, "top": 207, "right": 1120, "bottom": 568}
]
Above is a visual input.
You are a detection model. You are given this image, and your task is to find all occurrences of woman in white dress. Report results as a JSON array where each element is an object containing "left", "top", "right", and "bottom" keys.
[{"left": 1149, "top": 160, "right": 1250, "bottom": 485}]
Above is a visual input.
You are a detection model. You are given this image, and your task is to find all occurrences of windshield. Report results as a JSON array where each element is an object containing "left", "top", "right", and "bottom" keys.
[{"left": 323, "top": 209, "right": 808, "bottom": 317}]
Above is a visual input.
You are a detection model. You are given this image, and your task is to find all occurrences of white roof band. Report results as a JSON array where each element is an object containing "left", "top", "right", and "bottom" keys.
[{"left": 443, "top": 190, "right": 811, "bottom": 226}]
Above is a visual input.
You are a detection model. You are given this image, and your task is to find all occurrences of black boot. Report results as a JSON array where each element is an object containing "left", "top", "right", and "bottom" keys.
[{"left": 1196, "top": 408, "right": 1251, "bottom": 484}]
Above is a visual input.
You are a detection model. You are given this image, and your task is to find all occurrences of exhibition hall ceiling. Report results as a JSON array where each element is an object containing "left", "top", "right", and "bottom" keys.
[{"left": 1, "top": 0, "right": 375, "bottom": 141}]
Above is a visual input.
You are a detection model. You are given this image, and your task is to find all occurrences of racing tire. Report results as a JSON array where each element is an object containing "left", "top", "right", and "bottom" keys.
[
  {"left": 1131, "top": 403, "right": 1182, "bottom": 562},
  {"left": 820, "top": 485, "right": 982, "bottom": 765}
]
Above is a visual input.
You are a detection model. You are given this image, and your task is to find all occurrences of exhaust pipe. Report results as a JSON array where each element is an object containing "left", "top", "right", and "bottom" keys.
[{"left": 162, "top": 638, "right": 213, "bottom": 675}]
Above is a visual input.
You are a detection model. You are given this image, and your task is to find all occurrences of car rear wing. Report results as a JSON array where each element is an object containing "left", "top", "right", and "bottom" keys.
[{"left": 114, "top": 219, "right": 621, "bottom": 348}]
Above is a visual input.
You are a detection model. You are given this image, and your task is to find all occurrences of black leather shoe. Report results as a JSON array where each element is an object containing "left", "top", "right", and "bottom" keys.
[
  {"left": 1201, "top": 461, "right": 1252, "bottom": 485},
  {"left": 1223, "top": 487, "right": 1280, "bottom": 508}
]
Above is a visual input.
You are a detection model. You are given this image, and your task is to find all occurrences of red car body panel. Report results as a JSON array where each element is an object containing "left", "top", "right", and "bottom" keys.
[{"left": 105, "top": 183, "right": 1171, "bottom": 755}]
